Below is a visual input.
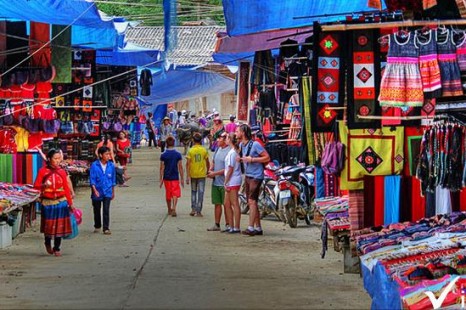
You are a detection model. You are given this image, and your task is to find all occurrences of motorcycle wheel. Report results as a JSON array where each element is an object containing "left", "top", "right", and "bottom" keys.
[
  {"left": 240, "top": 200, "right": 249, "bottom": 214},
  {"left": 285, "top": 200, "right": 298, "bottom": 228}
]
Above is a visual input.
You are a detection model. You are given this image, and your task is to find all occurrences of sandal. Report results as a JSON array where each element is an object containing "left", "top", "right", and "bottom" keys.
[
  {"left": 171, "top": 211, "right": 177, "bottom": 217},
  {"left": 44, "top": 243, "right": 53, "bottom": 255}
]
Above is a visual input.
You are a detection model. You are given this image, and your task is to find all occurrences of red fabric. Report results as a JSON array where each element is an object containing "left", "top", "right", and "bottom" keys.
[
  {"left": 460, "top": 190, "right": 466, "bottom": 212},
  {"left": 21, "top": 83, "right": 35, "bottom": 100},
  {"left": 0, "top": 21, "right": 6, "bottom": 66},
  {"left": 411, "top": 177, "right": 426, "bottom": 221},
  {"left": 381, "top": 106, "right": 402, "bottom": 126},
  {"left": 29, "top": 22, "right": 51, "bottom": 67},
  {"left": 9, "top": 84, "right": 22, "bottom": 103},
  {"left": 26, "top": 154, "right": 33, "bottom": 185},
  {"left": 374, "top": 176, "right": 385, "bottom": 226}
]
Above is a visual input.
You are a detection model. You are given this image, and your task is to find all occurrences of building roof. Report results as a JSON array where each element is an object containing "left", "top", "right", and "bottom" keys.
[{"left": 125, "top": 26, "right": 225, "bottom": 66}]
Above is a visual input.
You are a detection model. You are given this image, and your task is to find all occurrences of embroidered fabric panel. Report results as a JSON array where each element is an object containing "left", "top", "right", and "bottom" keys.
[
  {"left": 347, "top": 30, "right": 381, "bottom": 129},
  {"left": 340, "top": 124, "right": 404, "bottom": 190},
  {"left": 312, "top": 30, "right": 345, "bottom": 132}
]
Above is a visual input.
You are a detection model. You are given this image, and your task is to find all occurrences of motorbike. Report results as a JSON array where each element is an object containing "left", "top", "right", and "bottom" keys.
[{"left": 275, "top": 164, "right": 315, "bottom": 228}]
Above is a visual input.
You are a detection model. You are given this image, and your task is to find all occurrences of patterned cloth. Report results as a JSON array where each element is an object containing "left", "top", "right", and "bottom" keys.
[
  {"left": 348, "top": 190, "right": 364, "bottom": 231},
  {"left": 347, "top": 29, "right": 381, "bottom": 129},
  {"left": 456, "top": 33, "right": 466, "bottom": 92},
  {"left": 312, "top": 30, "right": 344, "bottom": 132},
  {"left": 41, "top": 198, "right": 72, "bottom": 238},
  {"left": 378, "top": 32, "right": 424, "bottom": 107},
  {"left": 339, "top": 124, "right": 404, "bottom": 190}
]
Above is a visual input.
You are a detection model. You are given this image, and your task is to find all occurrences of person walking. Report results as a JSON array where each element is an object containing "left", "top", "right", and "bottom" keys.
[
  {"left": 206, "top": 132, "right": 231, "bottom": 231},
  {"left": 160, "top": 136, "right": 184, "bottom": 216},
  {"left": 90, "top": 146, "right": 116, "bottom": 235},
  {"left": 160, "top": 116, "right": 173, "bottom": 153},
  {"left": 33, "top": 148, "right": 74, "bottom": 256},
  {"left": 224, "top": 133, "right": 243, "bottom": 233},
  {"left": 115, "top": 131, "right": 131, "bottom": 177},
  {"left": 146, "top": 112, "right": 157, "bottom": 148},
  {"left": 235, "top": 124, "right": 270, "bottom": 236},
  {"left": 186, "top": 132, "right": 210, "bottom": 217}
]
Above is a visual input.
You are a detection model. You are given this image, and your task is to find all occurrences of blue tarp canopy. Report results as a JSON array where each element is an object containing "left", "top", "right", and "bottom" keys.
[
  {"left": 0, "top": 0, "right": 114, "bottom": 28},
  {"left": 96, "top": 42, "right": 161, "bottom": 67},
  {"left": 140, "top": 70, "right": 235, "bottom": 106},
  {"left": 222, "top": 0, "right": 387, "bottom": 36}
]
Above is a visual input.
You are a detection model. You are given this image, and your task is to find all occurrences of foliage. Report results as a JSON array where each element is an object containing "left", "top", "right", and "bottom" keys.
[{"left": 96, "top": 0, "right": 224, "bottom": 26}]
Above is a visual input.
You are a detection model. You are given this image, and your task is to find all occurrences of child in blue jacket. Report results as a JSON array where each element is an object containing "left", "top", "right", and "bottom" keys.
[{"left": 90, "top": 146, "right": 116, "bottom": 235}]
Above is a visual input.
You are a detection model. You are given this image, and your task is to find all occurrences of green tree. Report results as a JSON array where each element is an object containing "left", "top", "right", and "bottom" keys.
[{"left": 96, "top": 0, "right": 224, "bottom": 26}]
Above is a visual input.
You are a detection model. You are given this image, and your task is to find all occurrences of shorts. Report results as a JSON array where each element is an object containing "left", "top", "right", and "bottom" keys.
[
  {"left": 245, "top": 176, "right": 262, "bottom": 201},
  {"left": 164, "top": 180, "right": 181, "bottom": 200},
  {"left": 226, "top": 185, "right": 241, "bottom": 191},
  {"left": 211, "top": 185, "right": 225, "bottom": 205}
]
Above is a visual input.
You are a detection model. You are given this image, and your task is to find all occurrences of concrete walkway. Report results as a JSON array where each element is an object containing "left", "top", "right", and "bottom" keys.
[{"left": 0, "top": 147, "right": 371, "bottom": 309}]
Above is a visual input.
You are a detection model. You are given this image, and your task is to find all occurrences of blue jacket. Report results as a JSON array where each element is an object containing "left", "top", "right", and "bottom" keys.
[{"left": 90, "top": 160, "right": 116, "bottom": 200}]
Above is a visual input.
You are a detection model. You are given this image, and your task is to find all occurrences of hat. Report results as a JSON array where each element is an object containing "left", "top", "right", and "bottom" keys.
[{"left": 163, "top": 116, "right": 170, "bottom": 121}]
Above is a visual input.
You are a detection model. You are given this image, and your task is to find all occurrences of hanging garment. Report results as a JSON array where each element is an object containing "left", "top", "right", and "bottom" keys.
[
  {"left": 279, "top": 38, "right": 299, "bottom": 58},
  {"left": 347, "top": 29, "right": 381, "bottom": 129},
  {"left": 437, "top": 29, "right": 463, "bottom": 97},
  {"left": 51, "top": 25, "right": 72, "bottom": 83},
  {"left": 139, "top": 69, "right": 153, "bottom": 96},
  {"left": 455, "top": 32, "right": 466, "bottom": 92},
  {"left": 6, "top": 21, "right": 27, "bottom": 69},
  {"left": 252, "top": 50, "right": 275, "bottom": 85},
  {"left": 378, "top": 32, "right": 424, "bottom": 106},
  {"left": 29, "top": 22, "right": 51, "bottom": 68},
  {"left": 348, "top": 189, "right": 365, "bottom": 230},
  {"left": 384, "top": 175, "right": 401, "bottom": 225},
  {"left": 435, "top": 185, "right": 452, "bottom": 215},
  {"left": 416, "top": 29, "right": 442, "bottom": 98},
  {"left": 301, "top": 77, "right": 316, "bottom": 164}
]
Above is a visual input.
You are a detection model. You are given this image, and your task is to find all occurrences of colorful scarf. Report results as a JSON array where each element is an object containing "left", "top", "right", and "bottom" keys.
[
  {"left": 340, "top": 124, "right": 404, "bottom": 190},
  {"left": 312, "top": 29, "right": 345, "bottom": 132},
  {"left": 301, "top": 77, "right": 316, "bottom": 164},
  {"left": 347, "top": 29, "right": 381, "bottom": 129}
]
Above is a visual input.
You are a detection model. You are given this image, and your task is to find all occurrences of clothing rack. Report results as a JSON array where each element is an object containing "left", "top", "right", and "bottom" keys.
[{"left": 321, "top": 19, "right": 466, "bottom": 32}]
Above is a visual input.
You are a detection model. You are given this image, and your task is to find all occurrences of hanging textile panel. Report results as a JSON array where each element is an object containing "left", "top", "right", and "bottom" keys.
[
  {"left": 29, "top": 22, "right": 51, "bottom": 68},
  {"left": 339, "top": 124, "right": 404, "bottom": 190},
  {"left": 348, "top": 189, "right": 365, "bottom": 231},
  {"left": 237, "top": 62, "right": 250, "bottom": 122},
  {"left": 347, "top": 29, "right": 381, "bottom": 129},
  {"left": 51, "top": 25, "right": 72, "bottom": 83},
  {"left": 6, "top": 21, "right": 27, "bottom": 69},
  {"left": 404, "top": 126, "right": 424, "bottom": 176},
  {"left": 312, "top": 30, "right": 345, "bottom": 132},
  {"left": 301, "top": 76, "right": 316, "bottom": 164}
]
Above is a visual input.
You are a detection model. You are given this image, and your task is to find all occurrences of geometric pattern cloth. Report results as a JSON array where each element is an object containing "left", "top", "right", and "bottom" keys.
[
  {"left": 312, "top": 30, "right": 345, "bottom": 132},
  {"left": 347, "top": 29, "right": 381, "bottom": 129},
  {"left": 339, "top": 124, "right": 404, "bottom": 190}
]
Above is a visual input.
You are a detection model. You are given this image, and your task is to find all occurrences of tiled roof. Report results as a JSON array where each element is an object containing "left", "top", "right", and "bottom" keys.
[{"left": 125, "top": 26, "right": 225, "bottom": 66}]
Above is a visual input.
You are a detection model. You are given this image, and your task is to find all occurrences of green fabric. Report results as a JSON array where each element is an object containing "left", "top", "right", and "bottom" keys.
[
  {"left": 0, "top": 154, "right": 13, "bottom": 182},
  {"left": 51, "top": 25, "right": 72, "bottom": 83},
  {"left": 302, "top": 77, "right": 316, "bottom": 165}
]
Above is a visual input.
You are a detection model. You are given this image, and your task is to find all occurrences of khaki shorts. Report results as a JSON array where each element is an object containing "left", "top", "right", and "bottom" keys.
[{"left": 245, "top": 176, "right": 262, "bottom": 201}]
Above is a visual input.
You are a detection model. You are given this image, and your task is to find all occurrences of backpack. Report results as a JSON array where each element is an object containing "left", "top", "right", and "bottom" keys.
[{"left": 321, "top": 141, "right": 345, "bottom": 175}]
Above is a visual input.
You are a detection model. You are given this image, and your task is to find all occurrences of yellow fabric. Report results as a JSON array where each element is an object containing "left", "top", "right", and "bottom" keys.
[
  {"left": 186, "top": 145, "right": 209, "bottom": 178},
  {"left": 339, "top": 124, "right": 404, "bottom": 190},
  {"left": 13, "top": 126, "right": 29, "bottom": 152}
]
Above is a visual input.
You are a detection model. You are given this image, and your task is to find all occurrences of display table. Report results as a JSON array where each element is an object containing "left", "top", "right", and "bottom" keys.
[
  {"left": 354, "top": 212, "right": 466, "bottom": 309},
  {"left": 61, "top": 160, "right": 90, "bottom": 187}
]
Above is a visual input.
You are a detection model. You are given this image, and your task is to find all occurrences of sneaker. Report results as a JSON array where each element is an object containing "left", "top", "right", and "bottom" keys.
[
  {"left": 171, "top": 211, "right": 177, "bottom": 217},
  {"left": 254, "top": 230, "right": 264, "bottom": 236},
  {"left": 228, "top": 229, "right": 240, "bottom": 234},
  {"left": 94, "top": 228, "right": 101, "bottom": 233},
  {"left": 241, "top": 229, "right": 256, "bottom": 236},
  {"left": 103, "top": 230, "right": 112, "bottom": 235},
  {"left": 189, "top": 210, "right": 196, "bottom": 216},
  {"left": 194, "top": 212, "right": 203, "bottom": 217},
  {"left": 221, "top": 226, "right": 231, "bottom": 233},
  {"left": 207, "top": 225, "right": 221, "bottom": 231}
]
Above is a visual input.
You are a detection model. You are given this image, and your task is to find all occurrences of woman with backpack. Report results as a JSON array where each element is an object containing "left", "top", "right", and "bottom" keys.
[{"left": 34, "top": 149, "right": 75, "bottom": 256}]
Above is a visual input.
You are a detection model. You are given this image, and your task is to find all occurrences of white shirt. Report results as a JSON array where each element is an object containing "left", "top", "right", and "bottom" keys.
[{"left": 224, "top": 149, "right": 242, "bottom": 187}]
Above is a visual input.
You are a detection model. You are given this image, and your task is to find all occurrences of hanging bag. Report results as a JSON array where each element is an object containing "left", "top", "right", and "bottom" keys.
[{"left": 63, "top": 212, "right": 79, "bottom": 240}]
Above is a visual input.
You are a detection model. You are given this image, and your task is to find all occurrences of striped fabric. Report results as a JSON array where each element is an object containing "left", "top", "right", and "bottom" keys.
[
  {"left": 301, "top": 76, "right": 316, "bottom": 164},
  {"left": 349, "top": 189, "right": 365, "bottom": 231},
  {"left": 40, "top": 198, "right": 72, "bottom": 238}
]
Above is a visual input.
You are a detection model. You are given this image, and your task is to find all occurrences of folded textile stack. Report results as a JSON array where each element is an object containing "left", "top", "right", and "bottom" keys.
[
  {"left": 0, "top": 182, "right": 40, "bottom": 214},
  {"left": 315, "top": 196, "right": 349, "bottom": 216},
  {"left": 61, "top": 159, "right": 90, "bottom": 174}
]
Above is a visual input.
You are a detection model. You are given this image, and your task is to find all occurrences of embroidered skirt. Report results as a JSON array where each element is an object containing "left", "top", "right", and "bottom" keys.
[
  {"left": 40, "top": 197, "right": 72, "bottom": 238},
  {"left": 378, "top": 58, "right": 424, "bottom": 107}
]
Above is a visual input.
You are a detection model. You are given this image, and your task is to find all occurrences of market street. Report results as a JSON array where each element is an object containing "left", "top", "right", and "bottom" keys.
[{"left": 0, "top": 147, "right": 370, "bottom": 309}]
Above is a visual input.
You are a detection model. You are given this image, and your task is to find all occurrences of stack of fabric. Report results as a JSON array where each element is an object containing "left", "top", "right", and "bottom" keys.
[
  {"left": 356, "top": 212, "right": 466, "bottom": 309},
  {"left": 0, "top": 182, "right": 40, "bottom": 214},
  {"left": 60, "top": 160, "right": 90, "bottom": 175}
]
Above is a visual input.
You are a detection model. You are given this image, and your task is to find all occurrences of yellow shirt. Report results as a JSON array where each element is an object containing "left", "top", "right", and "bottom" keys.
[{"left": 186, "top": 145, "right": 208, "bottom": 178}]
